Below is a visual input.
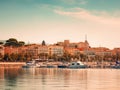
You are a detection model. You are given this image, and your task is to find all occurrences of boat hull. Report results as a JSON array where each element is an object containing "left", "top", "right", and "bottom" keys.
[
  {"left": 58, "top": 65, "right": 68, "bottom": 68},
  {"left": 68, "top": 65, "right": 87, "bottom": 69},
  {"left": 111, "top": 65, "right": 120, "bottom": 69}
]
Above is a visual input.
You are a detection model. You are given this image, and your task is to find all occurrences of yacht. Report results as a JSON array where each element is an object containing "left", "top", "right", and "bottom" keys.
[
  {"left": 57, "top": 63, "right": 69, "bottom": 68},
  {"left": 22, "top": 59, "right": 41, "bottom": 68},
  {"left": 68, "top": 61, "right": 87, "bottom": 68},
  {"left": 111, "top": 61, "right": 120, "bottom": 69},
  {"left": 22, "top": 59, "right": 57, "bottom": 68}
]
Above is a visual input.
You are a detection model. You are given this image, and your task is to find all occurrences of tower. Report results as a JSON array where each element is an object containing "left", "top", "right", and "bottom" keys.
[{"left": 84, "top": 35, "right": 89, "bottom": 49}]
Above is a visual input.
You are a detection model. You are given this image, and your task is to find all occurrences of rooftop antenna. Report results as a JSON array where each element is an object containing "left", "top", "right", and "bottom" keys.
[{"left": 85, "top": 34, "right": 88, "bottom": 44}]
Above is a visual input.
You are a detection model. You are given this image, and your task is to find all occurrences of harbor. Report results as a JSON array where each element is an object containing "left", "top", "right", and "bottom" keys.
[
  {"left": 0, "top": 0, "right": 120, "bottom": 90},
  {"left": 0, "top": 61, "right": 117, "bottom": 69}
]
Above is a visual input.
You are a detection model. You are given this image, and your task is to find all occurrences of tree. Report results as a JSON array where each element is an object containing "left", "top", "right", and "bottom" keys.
[
  {"left": 5, "top": 38, "right": 25, "bottom": 47},
  {"left": 42, "top": 40, "right": 46, "bottom": 46},
  {"left": 18, "top": 41, "right": 25, "bottom": 46},
  {"left": 17, "top": 54, "right": 24, "bottom": 62},
  {"left": 63, "top": 52, "right": 71, "bottom": 62},
  {"left": 5, "top": 38, "right": 19, "bottom": 47},
  {"left": 0, "top": 42, "right": 3, "bottom": 45},
  {"left": 3, "top": 53, "right": 9, "bottom": 61}
]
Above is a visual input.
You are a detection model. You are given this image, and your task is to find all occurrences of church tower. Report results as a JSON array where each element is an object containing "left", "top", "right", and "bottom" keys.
[{"left": 84, "top": 35, "right": 89, "bottom": 49}]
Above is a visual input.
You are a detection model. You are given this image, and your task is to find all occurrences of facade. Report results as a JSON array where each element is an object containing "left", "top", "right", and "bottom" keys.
[
  {"left": 65, "top": 47, "right": 80, "bottom": 56},
  {"left": 38, "top": 45, "right": 48, "bottom": 54},
  {"left": 77, "top": 40, "right": 90, "bottom": 50},
  {"left": 24, "top": 44, "right": 41, "bottom": 59},
  {"left": 64, "top": 40, "right": 70, "bottom": 47},
  {"left": 18, "top": 44, "right": 64, "bottom": 59},
  {"left": 1, "top": 39, "right": 118, "bottom": 61},
  {"left": 48, "top": 45, "right": 64, "bottom": 56},
  {"left": 0, "top": 45, "right": 4, "bottom": 56},
  {"left": 112, "top": 48, "right": 120, "bottom": 55},
  {"left": 4, "top": 46, "right": 18, "bottom": 54},
  {"left": 90, "top": 47, "right": 111, "bottom": 56}
]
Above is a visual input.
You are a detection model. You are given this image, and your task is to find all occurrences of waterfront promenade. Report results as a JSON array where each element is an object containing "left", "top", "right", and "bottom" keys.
[
  {"left": 0, "top": 62, "right": 25, "bottom": 68},
  {"left": 0, "top": 61, "right": 116, "bottom": 68},
  {"left": 84, "top": 61, "right": 115, "bottom": 68}
]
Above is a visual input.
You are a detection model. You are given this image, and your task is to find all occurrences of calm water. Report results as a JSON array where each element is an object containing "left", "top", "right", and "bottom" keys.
[{"left": 0, "top": 68, "right": 120, "bottom": 90}]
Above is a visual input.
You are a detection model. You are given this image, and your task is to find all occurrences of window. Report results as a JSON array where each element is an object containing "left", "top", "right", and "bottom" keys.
[{"left": 72, "top": 63, "right": 74, "bottom": 65}]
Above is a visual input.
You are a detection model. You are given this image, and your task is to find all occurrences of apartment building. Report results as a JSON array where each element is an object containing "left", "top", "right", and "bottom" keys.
[
  {"left": 4, "top": 46, "right": 18, "bottom": 54},
  {"left": 48, "top": 45, "right": 64, "bottom": 56}
]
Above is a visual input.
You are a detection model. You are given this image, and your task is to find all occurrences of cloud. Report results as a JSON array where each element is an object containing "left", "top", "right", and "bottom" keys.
[
  {"left": 54, "top": 8, "right": 120, "bottom": 26},
  {"left": 59, "top": 0, "right": 87, "bottom": 5},
  {"left": 36, "top": 0, "right": 87, "bottom": 10},
  {"left": 78, "top": 0, "right": 87, "bottom": 5}
]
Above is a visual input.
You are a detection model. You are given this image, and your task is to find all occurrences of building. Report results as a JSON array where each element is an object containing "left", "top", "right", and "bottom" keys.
[
  {"left": 0, "top": 45, "right": 4, "bottom": 58},
  {"left": 64, "top": 40, "right": 70, "bottom": 47},
  {"left": 48, "top": 45, "right": 64, "bottom": 57},
  {"left": 4, "top": 46, "right": 18, "bottom": 55},
  {"left": 64, "top": 47, "right": 80, "bottom": 56},
  {"left": 90, "top": 47, "right": 111, "bottom": 56}
]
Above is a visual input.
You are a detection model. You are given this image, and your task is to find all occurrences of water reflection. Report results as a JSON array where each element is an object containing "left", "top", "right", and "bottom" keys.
[
  {"left": 0, "top": 68, "right": 120, "bottom": 90},
  {"left": 21, "top": 68, "right": 87, "bottom": 90},
  {"left": 0, "top": 67, "right": 23, "bottom": 90}
]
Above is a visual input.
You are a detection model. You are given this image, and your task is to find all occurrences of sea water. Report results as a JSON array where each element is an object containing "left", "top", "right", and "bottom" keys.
[{"left": 0, "top": 68, "right": 120, "bottom": 90}]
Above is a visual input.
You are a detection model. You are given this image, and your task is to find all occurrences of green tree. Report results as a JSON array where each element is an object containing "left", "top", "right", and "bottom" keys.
[
  {"left": 5, "top": 38, "right": 25, "bottom": 47},
  {"left": 5, "top": 38, "right": 19, "bottom": 47},
  {"left": 0, "top": 42, "right": 3, "bottom": 45},
  {"left": 42, "top": 40, "right": 46, "bottom": 46},
  {"left": 18, "top": 41, "right": 25, "bottom": 46}
]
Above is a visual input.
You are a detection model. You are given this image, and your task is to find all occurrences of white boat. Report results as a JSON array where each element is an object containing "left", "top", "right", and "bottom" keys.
[
  {"left": 22, "top": 59, "right": 41, "bottom": 68},
  {"left": 68, "top": 61, "right": 87, "bottom": 68},
  {"left": 22, "top": 59, "right": 57, "bottom": 68},
  {"left": 111, "top": 61, "right": 120, "bottom": 69}
]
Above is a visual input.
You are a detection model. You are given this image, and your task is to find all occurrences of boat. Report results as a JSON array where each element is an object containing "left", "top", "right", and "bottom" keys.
[
  {"left": 57, "top": 62, "right": 69, "bottom": 68},
  {"left": 22, "top": 59, "right": 41, "bottom": 68},
  {"left": 22, "top": 59, "right": 57, "bottom": 68},
  {"left": 58, "top": 65, "right": 68, "bottom": 68},
  {"left": 111, "top": 61, "right": 120, "bottom": 69},
  {"left": 22, "top": 61, "right": 40, "bottom": 68},
  {"left": 68, "top": 61, "right": 87, "bottom": 69},
  {"left": 111, "top": 65, "right": 120, "bottom": 69}
]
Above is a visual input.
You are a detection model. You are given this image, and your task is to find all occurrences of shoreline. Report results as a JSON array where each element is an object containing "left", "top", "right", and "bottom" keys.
[
  {"left": 0, "top": 61, "right": 116, "bottom": 68},
  {"left": 0, "top": 62, "right": 25, "bottom": 68}
]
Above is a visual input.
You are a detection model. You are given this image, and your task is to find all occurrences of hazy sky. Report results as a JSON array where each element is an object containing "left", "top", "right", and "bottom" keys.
[{"left": 0, "top": 0, "right": 120, "bottom": 49}]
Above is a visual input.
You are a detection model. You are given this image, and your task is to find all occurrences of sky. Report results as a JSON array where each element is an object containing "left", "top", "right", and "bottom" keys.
[{"left": 0, "top": 0, "right": 120, "bottom": 49}]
